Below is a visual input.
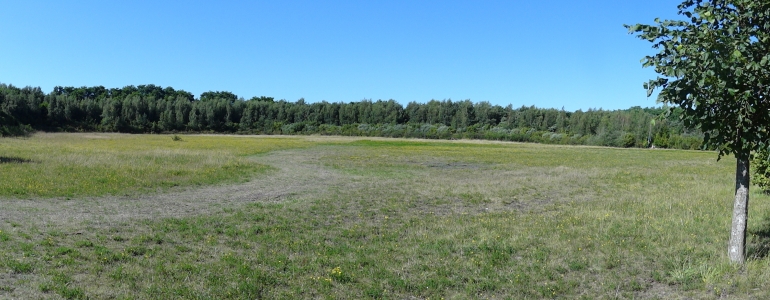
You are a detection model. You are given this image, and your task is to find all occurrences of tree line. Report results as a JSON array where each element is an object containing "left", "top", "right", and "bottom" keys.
[{"left": 0, "top": 83, "right": 703, "bottom": 149}]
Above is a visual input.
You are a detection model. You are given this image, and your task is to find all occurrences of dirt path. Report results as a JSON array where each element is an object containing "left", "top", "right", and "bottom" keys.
[
  {"left": 0, "top": 148, "right": 343, "bottom": 229},
  {"left": 0, "top": 139, "right": 593, "bottom": 229}
]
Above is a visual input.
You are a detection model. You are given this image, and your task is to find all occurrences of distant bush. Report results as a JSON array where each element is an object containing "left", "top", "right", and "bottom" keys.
[
  {"left": 0, "top": 124, "right": 33, "bottom": 137},
  {"left": 622, "top": 133, "right": 636, "bottom": 148}
]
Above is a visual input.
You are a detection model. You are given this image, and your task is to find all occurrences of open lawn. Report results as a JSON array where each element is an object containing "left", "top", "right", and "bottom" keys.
[{"left": 0, "top": 133, "right": 768, "bottom": 299}]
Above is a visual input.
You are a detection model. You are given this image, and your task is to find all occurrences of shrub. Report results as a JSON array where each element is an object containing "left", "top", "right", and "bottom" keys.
[
  {"left": 752, "top": 148, "right": 770, "bottom": 193},
  {"left": 622, "top": 133, "right": 636, "bottom": 148}
]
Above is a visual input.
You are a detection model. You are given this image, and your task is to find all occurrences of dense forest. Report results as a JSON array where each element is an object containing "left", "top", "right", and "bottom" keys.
[{"left": 0, "top": 83, "right": 704, "bottom": 149}]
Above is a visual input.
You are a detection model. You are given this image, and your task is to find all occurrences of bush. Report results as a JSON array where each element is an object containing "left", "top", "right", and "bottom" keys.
[
  {"left": 622, "top": 133, "right": 636, "bottom": 148},
  {"left": 752, "top": 148, "right": 770, "bottom": 193},
  {"left": 0, "top": 124, "right": 33, "bottom": 137}
]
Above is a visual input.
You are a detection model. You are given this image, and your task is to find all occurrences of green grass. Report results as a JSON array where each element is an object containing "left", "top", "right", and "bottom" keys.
[
  {"left": 0, "top": 133, "right": 309, "bottom": 197},
  {"left": 2, "top": 134, "right": 770, "bottom": 299}
]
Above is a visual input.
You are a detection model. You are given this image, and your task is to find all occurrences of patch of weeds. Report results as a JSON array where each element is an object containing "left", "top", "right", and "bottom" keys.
[
  {"left": 40, "top": 237, "right": 57, "bottom": 247},
  {"left": 629, "top": 279, "right": 647, "bottom": 291},
  {"left": 330, "top": 266, "right": 352, "bottom": 283},
  {"left": 74, "top": 240, "right": 94, "bottom": 248},
  {"left": 536, "top": 281, "right": 567, "bottom": 298},
  {"left": 41, "top": 273, "right": 87, "bottom": 300},
  {"left": 477, "top": 241, "right": 515, "bottom": 264},
  {"left": 7, "top": 259, "right": 33, "bottom": 274},
  {"left": 112, "top": 235, "right": 126, "bottom": 242},
  {"left": 0, "top": 285, "right": 13, "bottom": 292},
  {"left": 221, "top": 252, "right": 242, "bottom": 266},
  {"left": 125, "top": 245, "right": 148, "bottom": 256},
  {"left": 568, "top": 258, "right": 587, "bottom": 271},
  {"left": 174, "top": 244, "right": 192, "bottom": 253},
  {"left": 603, "top": 252, "right": 620, "bottom": 270},
  {"left": 748, "top": 212, "right": 770, "bottom": 259},
  {"left": 40, "top": 282, "right": 53, "bottom": 293},
  {"left": 0, "top": 230, "right": 9, "bottom": 242},
  {"left": 459, "top": 192, "right": 490, "bottom": 205},
  {"left": 136, "top": 233, "right": 164, "bottom": 245},
  {"left": 154, "top": 262, "right": 170, "bottom": 277},
  {"left": 365, "top": 287, "right": 384, "bottom": 299},
  {"left": 668, "top": 265, "right": 701, "bottom": 290},
  {"left": 59, "top": 256, "right": 77, "bottom": 266},
  {"left": 651, "top": 270, "right": 666, "bottom": 282},
  {"left": 234, "top": 277, "right": 273, "bottom": 299},
  {"left": 54, "top": 246, "right": 76, "bottom": 256},
  {"left": 110, "top": 265, "right": 131, "bottom": 281},
  {"left": 19, "top": 242, "right": 35, "bottom": 255},
  {"left": 179, "top": 263, "right": 200, "bottom": 274},
  {"left": 57, "top": 285, "right": 87, "bottom": 300},
  {"left": 48, "top": 230, "right": 64, "bottom": 237},
  {"left": 94, "top": 245, "right": 131, "bottom": 264}
]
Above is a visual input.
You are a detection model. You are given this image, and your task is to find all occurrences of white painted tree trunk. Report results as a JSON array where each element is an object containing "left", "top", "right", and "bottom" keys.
[{"left": 728, "top": 154, "right": 750, "bottom": 264}]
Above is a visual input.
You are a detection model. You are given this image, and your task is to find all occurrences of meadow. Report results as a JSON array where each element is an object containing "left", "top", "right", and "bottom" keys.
[{"left": 0, "top": 133, "right": 768, "bottom": 299}]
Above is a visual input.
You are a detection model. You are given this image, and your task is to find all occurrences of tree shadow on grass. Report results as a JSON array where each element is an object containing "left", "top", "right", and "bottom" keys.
[
  {"left": 0, "top": 156, "right": 33, "bottom": 164},
  {"left": 748, "top": 214, "right": 770, "bottom": 259}
]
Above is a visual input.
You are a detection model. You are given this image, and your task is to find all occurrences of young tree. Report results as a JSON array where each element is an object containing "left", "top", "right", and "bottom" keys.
[{"left": 627, "top": 0, "right": 770, "bottom": 263}]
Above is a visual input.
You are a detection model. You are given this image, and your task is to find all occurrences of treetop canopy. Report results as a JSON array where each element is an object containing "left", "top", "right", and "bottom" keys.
[{"left": 627, "top": 0, "right": 770, "bottom": 158}]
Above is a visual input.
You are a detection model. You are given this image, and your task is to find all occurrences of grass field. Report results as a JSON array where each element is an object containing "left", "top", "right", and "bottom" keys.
[{"left": 0, "top": 133, "right": 769, "bottom": 299}]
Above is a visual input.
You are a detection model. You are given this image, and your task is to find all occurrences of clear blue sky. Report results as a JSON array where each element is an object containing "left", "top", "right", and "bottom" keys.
[{"left": 0, "top": 0, "right": 683, "bottom": 111}]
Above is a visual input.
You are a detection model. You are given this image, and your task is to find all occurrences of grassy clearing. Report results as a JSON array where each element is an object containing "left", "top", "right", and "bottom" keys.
[
  {"left": 1, "top": 134, "right": 770, "bottom": 299},
  {"left": 0, "top": 133, "right": 309, "bottom": 197}
]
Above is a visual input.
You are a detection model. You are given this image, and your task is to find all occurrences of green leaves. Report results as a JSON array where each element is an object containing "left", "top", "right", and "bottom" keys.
[
  {"left": 731, "top": 49, "right": 743, "bottom": 60},
  {"left": 624, "top": 24, "right": 642, "bottom": 33},
  {"left": 628, "top": 0, "right": 770, "bottom": 159}
]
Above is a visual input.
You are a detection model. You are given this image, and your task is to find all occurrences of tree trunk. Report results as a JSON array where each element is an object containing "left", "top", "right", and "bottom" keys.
[{"left": 728, "top": 153, "right": 750, "bottom": 264}]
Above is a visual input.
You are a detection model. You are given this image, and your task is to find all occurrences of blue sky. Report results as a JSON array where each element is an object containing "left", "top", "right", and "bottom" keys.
[{"left": 0, "top": 0, "right": 683, "bottom": 111}]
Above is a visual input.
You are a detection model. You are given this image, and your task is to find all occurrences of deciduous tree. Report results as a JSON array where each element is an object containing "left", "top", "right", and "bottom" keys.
[{"left": 627, "top": 0, "right": 770, "bottom": 263}]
